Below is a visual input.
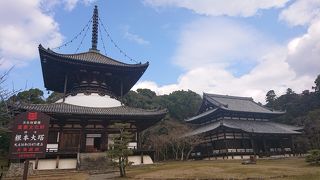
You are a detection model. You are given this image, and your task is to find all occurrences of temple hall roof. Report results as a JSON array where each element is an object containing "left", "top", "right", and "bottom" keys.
[
  {"left": 186, "top": 93, "right": 285, "bottom": 124},
  {"left": 185, "top": 119, "right": 303, "bottom": 137},
  {"left": 202, "top": 93, "right": 284, "bottom": 114}
]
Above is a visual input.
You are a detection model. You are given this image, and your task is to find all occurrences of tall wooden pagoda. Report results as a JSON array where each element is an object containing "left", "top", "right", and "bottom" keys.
[
  {"left": 185, "top": 93, "right": 302, "bottom": 159},
  {"left": 10, "top": 6, "right": 166, "bottom": 169}
]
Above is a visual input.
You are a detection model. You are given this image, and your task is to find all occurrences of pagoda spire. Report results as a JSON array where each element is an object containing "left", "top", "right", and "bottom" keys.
[{"left": 90, "top": 5, "right": 99, "bottom": 52}]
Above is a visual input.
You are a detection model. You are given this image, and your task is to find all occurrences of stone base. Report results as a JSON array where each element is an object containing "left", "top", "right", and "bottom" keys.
[
  {"left": 5, "top": 162, "right": 35, "bottom": 178},
  {"left": 79, "top": 152, "right": 113, "bottom": 170}
]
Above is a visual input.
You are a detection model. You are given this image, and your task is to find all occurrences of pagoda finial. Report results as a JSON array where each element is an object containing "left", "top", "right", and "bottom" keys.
[{"left": 90, "top": 5, "right": 99, "bottom": 52}]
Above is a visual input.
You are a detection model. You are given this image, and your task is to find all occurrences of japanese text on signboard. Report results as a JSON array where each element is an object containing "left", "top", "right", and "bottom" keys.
[{"left": 10, "top": 112, "right": 50, "bottom": 159}]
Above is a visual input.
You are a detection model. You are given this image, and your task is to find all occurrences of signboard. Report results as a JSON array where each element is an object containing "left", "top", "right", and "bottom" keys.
[{"left": 10, "top": 111, "right": 50, "bottom": 159}]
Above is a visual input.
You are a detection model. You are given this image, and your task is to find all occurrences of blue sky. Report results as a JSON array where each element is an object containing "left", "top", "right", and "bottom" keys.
[{"left": 1, "top": 0, "right": 319, "bottom": 103}]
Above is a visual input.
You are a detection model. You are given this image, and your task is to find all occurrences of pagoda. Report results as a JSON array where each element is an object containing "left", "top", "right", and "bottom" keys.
[
  {"left": 11, "top": 6, "right": 166, "bottom": 169},
  {"left": 185, "top": 93, "right": 302, "bottom": 159}
]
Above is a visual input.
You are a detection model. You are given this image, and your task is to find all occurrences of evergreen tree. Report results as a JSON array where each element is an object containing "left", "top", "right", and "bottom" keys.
[
  {"left": 265, "top": 90, "right": 277, "bottom": 108},
  {"left": 313, "top": 74, "right": 320, "bottom": 93},
  {"left": 107, "top": 123, "right": 133, "bottom": 177},
  {"left": 9, "top": 88, "right": 45, "bottom": 104}
]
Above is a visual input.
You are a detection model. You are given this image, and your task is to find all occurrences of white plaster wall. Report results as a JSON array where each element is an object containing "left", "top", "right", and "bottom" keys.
[
  {"left": 128, "top": 155, "right": 153, "bottom": 165},
  {"left": 37, "top": 159, "right": 56, "bottom": 170},
  {"left": 56, "top": 93, "right": 121, "bottom": 107},
  {"left": 58, "top": 159, "right": 77, "bottom": 169},
  {"left": 30, "top": 158, "right": 77, "bottom": 170}
]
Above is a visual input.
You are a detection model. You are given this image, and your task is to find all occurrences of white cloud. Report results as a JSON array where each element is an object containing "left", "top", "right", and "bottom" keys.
[
  {"left": 134, "top": 0, "right": 320, "bottom": 103},
  {"left": 123, "top": 26, "right": 150, "bottom": 45},
  {"left": 0, "top": 0, "right": 63, "bottom": 68},
  {"left": 280, "top": 0, "right": 320, "bottom": 26},
  {"left": 41, "top": 0, "right": 97, "bottom": 11},
  {"left": 286, "top": 20, "right": 320, "bottom": 77},
  {"left": 0, "top": 0, "right": 97, "bottom": 69},
  {"left": 63, "top": 0, "right": 80, "bottom": 11},
  {"left": 278, "top": 0, "right": 320, "bottom": 77},
  {"left": 134, "top": 17, "right": 315, "bottom": 103},
  {"left": 173, "top": 18, "right": 278, "bottom": 70},
  {"left": 144, "top": 0, "right": 289, "bottom": 17}
]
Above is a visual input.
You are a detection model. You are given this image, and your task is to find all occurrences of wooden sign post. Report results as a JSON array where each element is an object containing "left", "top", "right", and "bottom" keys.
[{"left": 9, "top": 111, "right": 50, "bottom": 179}]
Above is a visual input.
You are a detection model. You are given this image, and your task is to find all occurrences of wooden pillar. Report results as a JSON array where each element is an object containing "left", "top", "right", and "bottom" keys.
[
  {"left": 120, "top": 79, "right": 123, "bottom": 105},
  {"left": 22, "top": 160, "right": 29, "bottom": 180},
  {"left": 263, "top": 136, "right": 267, "bottom": 156},
  {"left": 209, "top": 133, "right": 215, "bottom": 159},
  {"left": 35, "top": 158, "right": 39, "bottom": 170},
  {"left": 232, "top": 132, "right": 235, "bottom": 159},
  {"left": 241, "top": 132, "right": 244, "bottom": 159},
  {"left": 140, "top": 151, "right": 144, "bottom": 164},
  {"left": 62, "top": 74, "right": 68, "bottom": 102},
  {"left": 250, "top": 134, "right": 256, "bottom": 157},
  {"left": 136, "top": 128, "right": 141, "bottom": 150},
  {"left": 223, "top": 129, "right": 228, "bottom": 159},
  {"left": 205, "top": 138, "right": 210, "bottom": 159},
  {"left": 215, "top": 132, "right": 218, "bottom": 160},
  {"left": 56, "top": 155, "right": 60, "bottom": 169},
  {"left": 80, "top": 121, "right": 86, "bottom": 152},
  {"left": 279, "top": 137, "right": 284, "bottom": 156},
  {"left": 58, "top": 122, "right": 64, "bottom": 152},
  {"left": 291, "top": 136, "right": 295, "bottom": 156},
  {"left": 101, "top": 122, "right": 109, "bottom": 151}
]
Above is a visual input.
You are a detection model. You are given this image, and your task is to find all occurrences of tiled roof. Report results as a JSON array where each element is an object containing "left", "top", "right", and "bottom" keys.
[
  {"left": 204, "top": 93, "right": 284, "bottom": 114},
  {"left": 13, "top": 103, "right": 167, "bottom": 117},
  {"left": 186, "top": 119, "right": 302, "bottom": 136},
  {"left": 39, "top": 44, "right": 148, "bottom": 68},
  {"left": 185, "top": 108, "right": 218, "bottom": 122}
]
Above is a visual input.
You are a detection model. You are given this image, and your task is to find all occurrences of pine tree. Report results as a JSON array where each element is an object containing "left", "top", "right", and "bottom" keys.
[{"left": 107, "top": 123, "right": 133, "bottom": 177}]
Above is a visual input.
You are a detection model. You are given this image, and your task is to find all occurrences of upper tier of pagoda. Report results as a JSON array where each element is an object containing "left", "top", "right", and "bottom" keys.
[{"left": 38, "top": 6, "right": 148, "bottom": 97}]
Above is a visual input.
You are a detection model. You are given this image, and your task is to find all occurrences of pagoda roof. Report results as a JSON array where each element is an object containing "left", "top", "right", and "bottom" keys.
[
  {"left": 185, "top": 119, "right": 303, "bottom": 137},
  {"left": 39, "top": 44, "right": 149, "bottom": 96},
  {"left": 39, "top": 45, "right": 148, "bottom": 68},
  {"left": 13, "top": 102, "right": 167, "bottom": 118}
]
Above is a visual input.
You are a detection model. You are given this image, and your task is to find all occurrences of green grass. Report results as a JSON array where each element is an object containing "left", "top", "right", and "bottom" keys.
[{"left": 122, "top": 157, "right": 320, "bottom": 179}]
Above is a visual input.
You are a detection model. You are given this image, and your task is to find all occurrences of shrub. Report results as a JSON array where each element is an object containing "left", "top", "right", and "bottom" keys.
[{"left": 305, "top": 149, "right": 320, "bottom": 165}]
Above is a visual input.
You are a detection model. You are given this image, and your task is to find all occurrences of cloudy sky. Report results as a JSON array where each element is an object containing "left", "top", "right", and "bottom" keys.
[{"left": 0, "top": 0, "right": 319, "bottom": 103}]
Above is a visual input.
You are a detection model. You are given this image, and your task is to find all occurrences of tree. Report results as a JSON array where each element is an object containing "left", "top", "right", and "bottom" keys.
[
  {"left": 286, "top": 88, "right": 295, "bottom": 95},
  {"left": 46, "top": 92, "right": 63, "bottom": 103},
  {"left": 9, "top": 88, "right": 45, "bottom": 104},
  {"left": 313, "top": 74, "right": 320, "bottom": 93},
  {"left": 305, "top": 149, "right": 320, "bottom": 165},
  {"left": 0, "top": 67, "right": 15, "bottom": 154},
  {"left": 265, "top": 90, "right": 277, "bottom": 108},
  {"left": 303, "top": 109, "right": 320, "bottom": 149},
  {"left": 107, "top": 123, "right": 133, "bottom": 177}
]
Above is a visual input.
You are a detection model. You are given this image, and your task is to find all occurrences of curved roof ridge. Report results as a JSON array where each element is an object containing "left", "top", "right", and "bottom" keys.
[
  {"left": 10, "top": 102, "right": 167, "bottom": 116},
  {"left": 204, "top": 92, "right": 253, "bottom": 101},
  {"left": 16, "top": 102, "right": 166, "bottom": 112},
  {"left": 39, "top": 44, "right": 149, "bottom": 67}
]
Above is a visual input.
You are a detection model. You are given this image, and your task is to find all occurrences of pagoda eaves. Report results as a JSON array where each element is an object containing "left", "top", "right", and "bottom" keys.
[{"left": 39, "top": 44, "right": 148, "bottom": 97}]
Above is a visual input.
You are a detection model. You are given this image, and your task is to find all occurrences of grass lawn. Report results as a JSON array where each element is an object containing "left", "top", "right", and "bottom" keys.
[
  {"left": 2, "top": 157, "right": 319, "bottom": 179},
  {"left": 122, "top": 157, "right": 320, "bottom": 179},
  {"left": 0, "top": 154, "right": 9, "bottom": 178}
]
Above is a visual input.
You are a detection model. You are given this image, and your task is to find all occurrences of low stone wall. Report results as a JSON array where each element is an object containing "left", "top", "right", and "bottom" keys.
[
  {"left": 5, "top": 162, "right": 35, "bottom": 178},
  {"left": 79, "top": 152, "right": 113, "bottom": 170}
]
